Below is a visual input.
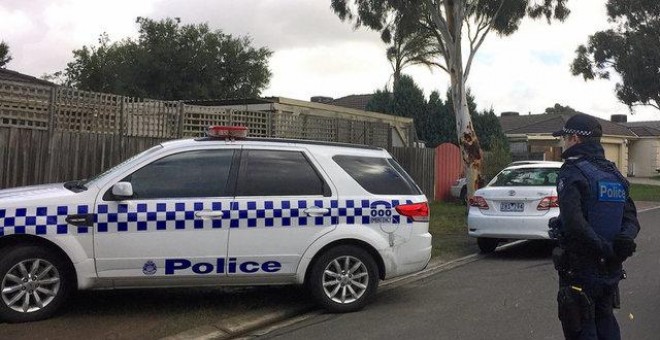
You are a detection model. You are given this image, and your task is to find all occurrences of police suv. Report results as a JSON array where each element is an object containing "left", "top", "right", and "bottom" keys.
[{"left": 0, "top": 126, "right": 431, "bottom": 322}]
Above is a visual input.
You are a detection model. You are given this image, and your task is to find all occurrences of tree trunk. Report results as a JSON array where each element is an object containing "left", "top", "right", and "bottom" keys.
[
  {"left": 451, "top": 71, "right": 484, "bottom": 197},
  {"left": 447, "top": 0, "right": 484, "bottom": 197}
]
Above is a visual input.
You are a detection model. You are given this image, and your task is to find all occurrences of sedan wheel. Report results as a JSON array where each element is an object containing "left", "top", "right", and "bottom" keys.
[{"left": 477, "top": 238, "right": 500, "bottom": 253}]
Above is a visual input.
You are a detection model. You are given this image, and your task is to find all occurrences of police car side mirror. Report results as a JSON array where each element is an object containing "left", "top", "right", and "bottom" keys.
[{"left": 112, "top": 182, "right": 134, "bottom": 200}]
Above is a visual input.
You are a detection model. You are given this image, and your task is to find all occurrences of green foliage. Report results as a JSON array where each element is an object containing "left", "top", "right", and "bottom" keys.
[
  {"left": 483, "top": 136, "right": 512, "bottom": 182},
  {"left": 366, "top": 75, "right": 429, "bottom": 140},
  {"left": 544, "top": 103, "right": 579, "bottom": 114},
  {"left": 571, "top": 0, "right": 660, "bottom": 110},
  {"left": 366, "top": 76, "right": 510, "bottom": 154},
  {"left": 331, "top": 1, "right": 569, "bottom": 41},
  {"left": 0, "top": 41, "right": 11, "bottom": 68},
  {"left": 365, "top": 89, "right": 393, "bottom": 114},
  {"left": 60, "top": 17, "right": 273, "bottom": 100}
]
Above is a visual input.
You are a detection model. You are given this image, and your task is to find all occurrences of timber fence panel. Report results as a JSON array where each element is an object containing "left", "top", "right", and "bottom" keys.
[
  {"left": 302, "top": 115, "right": 336, "bottom": 142},
  {"left": 55, "top": 87, "right": 122, "bottom": 134},
  {"left": 391, "top": 147, "right": 435, "bottom": 201},
  {"left": 125, "top": 99, "right": 178, "bottom": 138},
  {"left": 183, "top": 105, "right": 231, "bottom": 137},
  {"left": 0, "top": 81, "right": 51, "bottom": 130},
  {"left": 273, "top": 112, "right": 304, "bottom": 139}
]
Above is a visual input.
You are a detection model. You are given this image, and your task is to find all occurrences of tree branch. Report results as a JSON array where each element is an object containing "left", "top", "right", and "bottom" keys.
[
  {"left": 631, "top": 102, "right": 660, "bottom": 110},
  {"left": 464, "top": 0, "right": 505, "bottom": 79},
  {"left": 423, "top": 0, "right": 455, "bottom": 61}
]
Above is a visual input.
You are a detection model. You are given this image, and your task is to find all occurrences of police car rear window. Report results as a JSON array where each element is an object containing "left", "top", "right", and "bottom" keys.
[{"left": 333, "top": 156, "right": 421, "bottom": 195}]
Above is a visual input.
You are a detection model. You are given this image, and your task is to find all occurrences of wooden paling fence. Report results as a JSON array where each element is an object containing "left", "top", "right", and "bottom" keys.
[
  {"left": 390, "top": 147, "right": 436, "bottom": 200},
  {"left": 1, "top": 79, "right": 433, "bottom": 196},
  {"left": 0, "top": 127, "right": 165, "bottom": 188}
]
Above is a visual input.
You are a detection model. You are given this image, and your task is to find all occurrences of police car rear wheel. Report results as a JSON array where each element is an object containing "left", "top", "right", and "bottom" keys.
[
  {"left": 308, "top": 245, "right": 378, "bottom": 313},
  {"left": 0, "top": 246, "right": 73, "bottom": 323}
]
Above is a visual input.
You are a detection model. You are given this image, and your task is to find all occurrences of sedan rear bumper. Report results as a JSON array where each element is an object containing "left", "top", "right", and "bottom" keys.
[{"left": 467, "top": 208, "right": 559, "bottom": 240}]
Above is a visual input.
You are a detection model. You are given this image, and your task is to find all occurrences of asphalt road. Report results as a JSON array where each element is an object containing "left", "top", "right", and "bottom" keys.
[{"left": 247, "top": 207, "right": 660, "bottom": 340}]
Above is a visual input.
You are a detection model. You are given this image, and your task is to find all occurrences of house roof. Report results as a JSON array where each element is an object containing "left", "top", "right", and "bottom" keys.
[
  {"left": 624, "top": 121, "right": 660, "bottom": 131},
  {"left": 499, "top": 113, "right": 636, "bottom": 137},
  {"left": 331, "top": 94, "right": 374, "bottom": 111},
  {"left": 0, "top": 68, "right": 54, "bottom": 87},
  {"left": 627, "top": 126, "right": 660, "bottom": 137}
]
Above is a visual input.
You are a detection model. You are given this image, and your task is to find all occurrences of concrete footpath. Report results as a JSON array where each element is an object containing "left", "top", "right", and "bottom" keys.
[{"left": 163, "top": 202, "right": 660, "bottom": 340}]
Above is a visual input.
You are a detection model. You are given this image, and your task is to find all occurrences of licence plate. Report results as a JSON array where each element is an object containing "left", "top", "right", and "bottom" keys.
[{"left": 500, "top": 202, "right": 524, "bottom": 212}]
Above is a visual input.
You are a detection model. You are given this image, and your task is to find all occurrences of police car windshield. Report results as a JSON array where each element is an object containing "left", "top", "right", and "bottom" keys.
[
  {"left": 488, "top": 167, "right": 559, "bottom": 187},
  {"left": 83, "top": 145, "right": 163, "bottom": 186}
]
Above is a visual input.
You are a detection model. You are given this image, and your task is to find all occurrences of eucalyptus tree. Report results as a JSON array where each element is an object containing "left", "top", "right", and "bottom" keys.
[
  {"left": 332, "top": 0, "right": 569, "bottom": 195},
  {"left": 571, "top": 0, "right": 660, "bottom": 111}
]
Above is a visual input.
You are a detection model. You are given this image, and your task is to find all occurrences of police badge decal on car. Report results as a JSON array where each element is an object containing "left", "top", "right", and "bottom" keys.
[{"left": 143, "top": 260, "right": 157, "bottom": 275}]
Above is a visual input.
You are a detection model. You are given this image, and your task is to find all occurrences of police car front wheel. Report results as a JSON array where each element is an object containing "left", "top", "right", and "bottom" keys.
[
  {"left": 0, "top": 245, "right": 74, "bottom": 323},
  {"left": 308, "top": 245, "right": 378, "bottom": 313}
]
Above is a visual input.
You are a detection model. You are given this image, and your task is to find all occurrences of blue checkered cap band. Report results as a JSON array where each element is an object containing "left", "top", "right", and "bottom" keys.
[{"left": 562, "top": 127, "right": 592, "bottom": 136}]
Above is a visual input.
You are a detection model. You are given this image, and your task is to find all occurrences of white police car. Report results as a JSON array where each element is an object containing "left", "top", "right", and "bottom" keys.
[{"left": 0, "top": 126, "right": 431, "bottom": 322}]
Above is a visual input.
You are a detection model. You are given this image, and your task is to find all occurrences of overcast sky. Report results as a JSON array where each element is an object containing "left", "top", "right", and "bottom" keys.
[{"left": 1, "top": 0, "right": 657, "bottom": 122}]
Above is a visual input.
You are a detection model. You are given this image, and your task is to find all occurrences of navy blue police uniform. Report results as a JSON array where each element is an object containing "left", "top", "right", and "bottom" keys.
[{"left": 551, "top": 114, "right": 640, "bottom": 340}]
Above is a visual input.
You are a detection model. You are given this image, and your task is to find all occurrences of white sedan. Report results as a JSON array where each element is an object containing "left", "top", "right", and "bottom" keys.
[{"left": 467, "top": 162, "right": 562, "bottom": 253}]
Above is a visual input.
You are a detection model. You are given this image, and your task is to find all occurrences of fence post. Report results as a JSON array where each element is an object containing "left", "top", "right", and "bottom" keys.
[
  {"left": 177, "top": 101, "right": 184, "bottom": 138},
  {"left": 45, "top": 86, "right": 57, "bottom": 183},
  {"left": 118, "top": 97, "right": 125, "bottom": 160}
]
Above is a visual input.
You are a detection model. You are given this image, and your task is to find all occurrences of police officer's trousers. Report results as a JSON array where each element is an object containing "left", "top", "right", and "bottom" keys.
[{"left": 558, "top": 281, "right": 620, "bottom": 340}]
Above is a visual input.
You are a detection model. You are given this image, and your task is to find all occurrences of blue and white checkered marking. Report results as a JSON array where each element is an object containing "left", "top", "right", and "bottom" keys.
[
  {"left": 0, "top": 205, "right": 90, "bottom": 236},
  {"left": 0, "top": 199, "right": 414, "bottom": 236}
]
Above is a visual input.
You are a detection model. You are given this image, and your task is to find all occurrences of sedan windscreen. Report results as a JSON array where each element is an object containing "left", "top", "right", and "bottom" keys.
[{"left": 489, "top": 167, "right": 559, "bottom": 187}]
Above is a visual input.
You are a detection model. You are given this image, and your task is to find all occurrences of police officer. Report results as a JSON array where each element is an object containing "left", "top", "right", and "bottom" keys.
[{"left": 550, "top": 114, "right": 640, "bottom": 340}]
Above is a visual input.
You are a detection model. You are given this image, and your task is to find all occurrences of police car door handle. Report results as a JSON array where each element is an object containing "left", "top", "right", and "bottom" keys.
[
  {"left": 195, "top": 211, "right": 224, "bottom": 219},
  {"left": 303, "top": 207, "right": 329, "bottom": 216}
]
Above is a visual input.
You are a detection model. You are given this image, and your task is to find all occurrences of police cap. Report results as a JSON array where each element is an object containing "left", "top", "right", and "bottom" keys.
[{"left": 552, "top": 113, "right": 603, "bottom": 137}]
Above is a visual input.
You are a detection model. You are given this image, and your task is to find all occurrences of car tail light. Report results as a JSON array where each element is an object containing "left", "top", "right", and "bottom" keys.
[
  {"left": 469, "top": 196, "right": 489, "bottom": 210},
  {"left": 395, "top": 202, "right": 429, "bottom": 222},
  {"left": 537, "top": 196, "right": 559, "bottom": 210}
]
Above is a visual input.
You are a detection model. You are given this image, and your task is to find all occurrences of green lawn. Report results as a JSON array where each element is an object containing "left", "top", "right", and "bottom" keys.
[
  {"left": 630, "top": 183, "right": 660, "bottom": 202},
  {"left": 428, "top": 201, "right": 477, "bottom": 260}
]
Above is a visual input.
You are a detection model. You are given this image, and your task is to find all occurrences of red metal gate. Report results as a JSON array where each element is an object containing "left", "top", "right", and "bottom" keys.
[{"left": 435, "top": 143, "right": 463, "bottom": 201}]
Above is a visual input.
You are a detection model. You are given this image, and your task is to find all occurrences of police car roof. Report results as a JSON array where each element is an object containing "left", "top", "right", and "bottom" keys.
[{"left": 159, "top": 137, "right": 385, "bottom": 153}]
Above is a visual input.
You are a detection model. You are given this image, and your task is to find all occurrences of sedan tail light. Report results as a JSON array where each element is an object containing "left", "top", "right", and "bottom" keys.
[
  {"left": 469, "top": 196, "right": 489, "bottom": 210},
  {"left": 395, "top": 202, "right": 429, "bottom": 222},
  {"left": 537, "top": 196, "right": 559, "bottom": 210}
]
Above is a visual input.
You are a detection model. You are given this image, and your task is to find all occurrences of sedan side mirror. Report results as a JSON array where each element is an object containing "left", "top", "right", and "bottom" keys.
[{"left": 112, "top": 182, "right": 134, "bottom": 200}]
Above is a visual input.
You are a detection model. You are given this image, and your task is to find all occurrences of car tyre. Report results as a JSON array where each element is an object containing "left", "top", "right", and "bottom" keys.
[
  {"left": 0, "top": 245, "right": 74, "bottom": 323},
  {"left": 308, "top": 245, "right": 379, "bottom": 313},
  {"left": 477, "top": 238, "right": 499, "bottom": 253}
]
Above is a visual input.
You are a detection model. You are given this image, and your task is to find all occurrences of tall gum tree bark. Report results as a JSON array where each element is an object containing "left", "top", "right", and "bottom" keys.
[{"left": 445, "top": 0, "right": 484, "bottom": 197}]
